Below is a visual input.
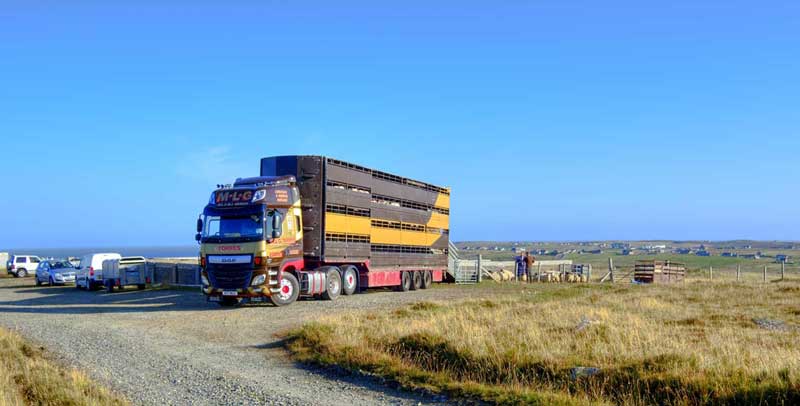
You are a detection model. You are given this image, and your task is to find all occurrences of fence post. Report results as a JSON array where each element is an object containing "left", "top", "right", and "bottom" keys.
[
  {"left": 709, "top": 266, "right": 713, "bottom": 281},
  {"left": 537, "top": 263, "right": 542, "bottom": 283},
  {"left": 763, "top": 265, "right": 767, "bottom": 283},
  {"left": 737, "top": 264, "right": 741, "bottom": 282},
  {"left": 781, "top": 260, "right": 785, "bottom": 281},
  {"left": 609, "top": 258, "right": 615, "bottom": 283},
  {"left": 587, "top": 264, "right": 592, "bottom": 282},
  {"left": 477, "top": 254, "right": 482, "bottom": 283}
]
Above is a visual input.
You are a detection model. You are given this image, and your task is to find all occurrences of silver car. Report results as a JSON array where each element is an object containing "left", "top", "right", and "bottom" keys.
[{"left": 35, "top": 259, "right": 77, "bottom": 286}]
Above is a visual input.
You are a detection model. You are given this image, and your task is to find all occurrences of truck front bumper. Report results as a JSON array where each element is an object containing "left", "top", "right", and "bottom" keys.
[{"left": 203, "top": 287, "right": 277, "bottom": 303}]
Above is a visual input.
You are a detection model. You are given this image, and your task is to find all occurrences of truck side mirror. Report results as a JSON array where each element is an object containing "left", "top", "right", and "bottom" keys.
[
  {"left": 195, "top": 233, "right": 202, "bottom": 242},
  {"left": 196, "top": 218, "right": 203, "bottom": 233},
  {"left": 272, "top": 214, "right": 282, "bottom": 238}
]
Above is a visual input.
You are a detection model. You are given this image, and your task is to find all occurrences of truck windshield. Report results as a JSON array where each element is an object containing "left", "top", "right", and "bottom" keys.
[{"left": 202, "top": 213, "right": 264, "bottom": 243}]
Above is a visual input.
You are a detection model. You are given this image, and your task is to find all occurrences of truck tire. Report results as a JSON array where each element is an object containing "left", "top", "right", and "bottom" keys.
[
  {"left": 321, "top": 268, "right": 341, "bottom": 301},
  {"left": 340, "top": 265, "right": 358, "bottom": 296},
  {"left": 411, "top": 271, "right": 422, "bottom": 290},
  {"left": 16, "top": 269, "right": 27, "bottom": 278},
  {"left": 106, "top": 281, "right": 114, "bottom": 293},
  {"left": 399, "top": 271, "right": 412, "bottom": 292},
  {"left": 36, "top": 277, "right": 42, "bottom": 286},
  {"left": 270, "top": 273, "right": 299, "bottom": 307},
  {"left": 421, "top": 270, "right": 432, "bottom": 289},
  {"left": 137, "top": 284, "right": 146, "bottom": 290}
]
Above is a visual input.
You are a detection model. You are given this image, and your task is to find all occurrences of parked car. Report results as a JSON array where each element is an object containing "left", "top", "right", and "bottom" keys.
[
  {"left": 6, "top": 255, "right": 42, "bottom": 277},
  {"left": 75, "top": 253, "right": 121, "bottom": 290},
  {"left": 35, "top": 259, "right": 77, "bottom": 286}
]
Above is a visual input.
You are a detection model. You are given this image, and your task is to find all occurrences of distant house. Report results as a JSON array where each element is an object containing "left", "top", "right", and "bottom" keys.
[
  {"left": 721, "top": 252, "right": 739, "bottom": 258},
  {"left": 742, "top": 254, "right": 761, "bottom": 260},
  {"left": 776, "top": 254, "right": 790, "bottom": 263},
  {"left": 696, "top": 251, "right": 711, "bottom": 257},
  {"left": 674, "top": 248, "right": 692, "bottom": 255},
  {"left": 621, "top": 249, "right": 633, "bottom": 256},
  {"left": 611, "top": 242, "right": 630, "bottom": 249}
]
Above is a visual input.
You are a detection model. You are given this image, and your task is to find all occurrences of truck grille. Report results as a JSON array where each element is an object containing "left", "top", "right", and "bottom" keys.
[{"left": 207, "top": 263, "right": 252, "bottom": 290}]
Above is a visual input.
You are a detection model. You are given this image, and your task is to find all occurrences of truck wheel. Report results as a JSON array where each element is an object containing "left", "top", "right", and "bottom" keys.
[
  {"left": 421, "top": 270, "right": 432, "bottom": 289},
  {"left": 270, "top": 273, "right": 299, "bottom": 307},
  {"left": 399, "top": 272, "right": 412, "bottom": 292},
  {"left": 411, "top": 271, "right": 422, "bottom": 290},
  {"left": 322, "top": 268, "right": 341, "bottom": 301},
  {"left": 340, "top": 265, "right": 358, "bottom": 296},
  {"left": 16, "top": 269, "right": 27, "bottom": 278},
  {"left": 137, "top": 284, "right": 146, "bottom": 290},
  {"left": 106, "top": 281, "right": 114, "bottom": 293},
  {"left": 36, "top": 278, "right": 42, "bottom": 286}
]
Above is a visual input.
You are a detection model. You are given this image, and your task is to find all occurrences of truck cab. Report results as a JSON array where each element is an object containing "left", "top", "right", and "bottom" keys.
[{"left": 198, "top": 175, "right": 335, "bottom": 306}]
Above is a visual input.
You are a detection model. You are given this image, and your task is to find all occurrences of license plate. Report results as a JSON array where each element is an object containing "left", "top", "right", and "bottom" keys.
[{"left": 222, "top": 290, "right": 238, "bottom": 297}]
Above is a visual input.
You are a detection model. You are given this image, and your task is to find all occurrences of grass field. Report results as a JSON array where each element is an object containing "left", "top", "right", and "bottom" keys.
[
  {"left": 287, "top": 281, "right": 800, "bottom": 405},
  {"left": 0, "top": 327, "right": 127, "bottom": 406}
]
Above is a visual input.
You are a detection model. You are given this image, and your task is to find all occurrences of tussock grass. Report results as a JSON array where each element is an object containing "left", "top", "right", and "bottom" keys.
[
  {"left": 0, "top": 327, "right": 127, "bottom": 406},
  {"left": 286, "top": 282, "right": 800, "bottom": 405}
]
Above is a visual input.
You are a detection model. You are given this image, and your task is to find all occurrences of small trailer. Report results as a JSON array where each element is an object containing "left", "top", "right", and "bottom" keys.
[
  {"left": 102, "top": 257, "right": 150, "bottom": 292},
  {"left": 634, "top": 260, "right": 685, "bottom": 283}
]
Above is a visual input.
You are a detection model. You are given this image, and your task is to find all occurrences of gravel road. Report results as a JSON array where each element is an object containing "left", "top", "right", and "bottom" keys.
[{"left": 0, "top": 277, "right": 496, "bottom": 405}]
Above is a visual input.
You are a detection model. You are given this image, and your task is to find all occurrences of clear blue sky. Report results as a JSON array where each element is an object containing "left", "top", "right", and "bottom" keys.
[{"left": 1, "top": 1, "right": 798, "bottom": 248}]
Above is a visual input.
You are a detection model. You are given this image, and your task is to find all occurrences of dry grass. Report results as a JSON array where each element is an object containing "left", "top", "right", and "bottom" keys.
[
  {"left": 286, "top": 282, "right": 800, "bottom": 405},
  {"left": 0, "top": 327, "right": 127, "bottom": 406}
]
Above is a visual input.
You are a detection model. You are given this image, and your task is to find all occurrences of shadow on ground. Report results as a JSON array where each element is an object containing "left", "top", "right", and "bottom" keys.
[{"left": 0, "top": 278, "right": 218, "bottom": 314}]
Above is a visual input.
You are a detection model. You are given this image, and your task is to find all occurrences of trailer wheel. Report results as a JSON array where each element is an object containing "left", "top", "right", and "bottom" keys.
[
  {"left": 399, "top": 271, "right": 412, "bottom": 292},
  {"left": 411, "top": 271, "right": 422, "bottom": 290},
  {"left": 340, "top": 265, "right": 358, "bottom": 296},
  {"left": 106, "top": 281, "right": 114, "bottom": 293},
  {"left": 270, "top": 273, "right": 300, "bottom": 306},
  {"left": 421, "top": 270, "right": 432, "bottom": 289},
  {"left": 322, "top": 268, "right": 341, "bottom": 300}
]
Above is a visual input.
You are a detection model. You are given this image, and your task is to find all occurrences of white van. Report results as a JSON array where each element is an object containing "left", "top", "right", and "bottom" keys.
[{"left": 76, "top": 253, "right": 121, "bottom": 290}]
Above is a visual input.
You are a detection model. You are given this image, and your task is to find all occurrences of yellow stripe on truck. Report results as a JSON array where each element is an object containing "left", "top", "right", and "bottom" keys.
[
  {"left": 426, "top": 212, "right": 449, "bottom": 229},
  {"left": 325, "top": 213, "right": 371, "bottom": 235},
  {"left": 434, "top": 192, "right": 450, "bottom": 210},
  {"left": 370, "top": 228, "right": 440, "bottom": 246}
]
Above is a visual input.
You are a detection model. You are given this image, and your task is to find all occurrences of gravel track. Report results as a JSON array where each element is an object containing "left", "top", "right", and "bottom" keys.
[{"left": 0, "top": 278, "right": 495, "bottom": 405}]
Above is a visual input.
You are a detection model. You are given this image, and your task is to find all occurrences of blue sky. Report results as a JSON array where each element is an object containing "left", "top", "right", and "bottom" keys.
[{"left": 1, "top": 1, "right": 798, "bottom": 248}]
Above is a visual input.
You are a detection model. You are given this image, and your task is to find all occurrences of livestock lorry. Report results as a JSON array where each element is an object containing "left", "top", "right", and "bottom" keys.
[{"left": 197, "top": 155, "right": 450, "bottom": 306}]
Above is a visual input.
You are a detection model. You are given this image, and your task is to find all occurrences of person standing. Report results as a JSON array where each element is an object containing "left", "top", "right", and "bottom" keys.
[{"left": 524, "top": 252, "right": 535, "bottom": 283}]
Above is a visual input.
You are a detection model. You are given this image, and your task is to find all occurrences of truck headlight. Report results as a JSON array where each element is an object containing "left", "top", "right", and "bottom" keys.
[{"left": 251, "top": 274, "right": 266, "bottom": 286}]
